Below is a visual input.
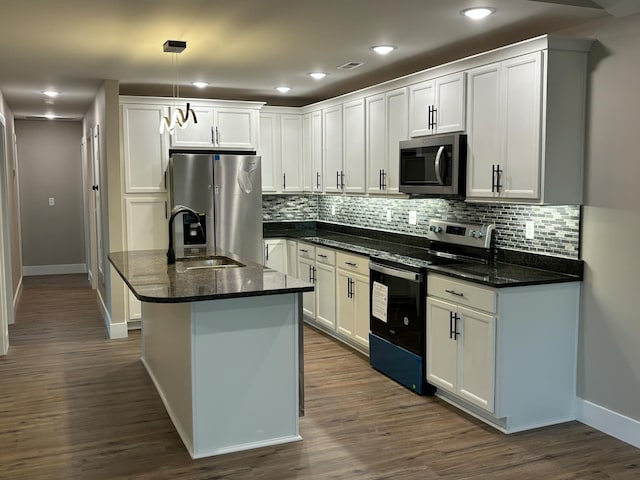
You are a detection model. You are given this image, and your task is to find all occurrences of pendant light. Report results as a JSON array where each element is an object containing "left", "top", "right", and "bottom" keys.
[{"left": 159, "top": 40, "right": 198, "bottom": 135}]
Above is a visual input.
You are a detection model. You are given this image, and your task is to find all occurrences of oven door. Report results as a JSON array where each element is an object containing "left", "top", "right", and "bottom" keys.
[{"left": 369, "top": 262, "right": 425, "bottom": 355}]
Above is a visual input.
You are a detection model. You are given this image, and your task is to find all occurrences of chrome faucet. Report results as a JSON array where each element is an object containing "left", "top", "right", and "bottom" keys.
[{"left": 167, "top": 205, "right": 204, "bottom": 265}]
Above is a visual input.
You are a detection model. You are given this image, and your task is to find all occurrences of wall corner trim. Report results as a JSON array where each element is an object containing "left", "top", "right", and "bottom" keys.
[{"left": 576, "top": 397, "right": 640, "bottom": 449}]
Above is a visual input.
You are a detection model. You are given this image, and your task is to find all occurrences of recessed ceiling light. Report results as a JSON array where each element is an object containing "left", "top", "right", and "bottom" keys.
[
  {"left": 461, "top": 7, "right": 496, "bottom": 20},
  {"left": 43, "top": 90, "right": 60, "bottom": 97},
  {"left": 192, "top": 81, "right": 208, "bottom": 89},
  {"left": 44, "top": 99, "right": 55, "bottom": 105},
  {"left": 308, "top": 72, "right": 327, "bottom": 80},
  {"left": 276, "top": 86, "right": 291, "bottom": 93},
  {"left": 371, "top": 45, "right": 396, "bottom": 55},
  {"left": 44, "top": 113, "right": 56, "bottom": 120}
]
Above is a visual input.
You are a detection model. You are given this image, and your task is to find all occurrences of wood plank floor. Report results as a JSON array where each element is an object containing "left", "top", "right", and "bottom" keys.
[{"left": 1, "top": 274, "right": 639, "bottom": 479}]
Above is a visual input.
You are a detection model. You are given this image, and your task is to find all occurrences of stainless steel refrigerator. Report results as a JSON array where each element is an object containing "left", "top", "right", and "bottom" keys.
[{"left": 168, "top": 152, "right": 263, "bottom": 264}]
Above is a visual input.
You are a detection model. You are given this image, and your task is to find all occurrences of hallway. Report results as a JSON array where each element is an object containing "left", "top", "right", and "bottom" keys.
[{"left": 1, "top": 274, "right": 639, "bottom": 479}]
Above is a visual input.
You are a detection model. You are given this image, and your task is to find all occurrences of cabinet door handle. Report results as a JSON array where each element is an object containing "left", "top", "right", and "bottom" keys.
[
  {"left": 265, "top": 244, "right": 269, "bottom": 261},
  {"left": 312, "top": 266, "right": 317, "bottom": 283},
  {"left": 164, "top": 201, "right": 168, "bottom": 219},
  {"left": 449, "top": 312, "right": 454, "bottom": 339},
  {"left": 492, "top": 164, "right": 503, "bottom": 193},
  {"left": 336, "top": 170, "right": 340, "bottom": 190},
  {"left": 211, "top": 126, "right": 215, "bottom": 145},
  {"left": 453, "top": 313, "right": 461, "bottom": 340},
  {"left": 379, "top": 169, "right": 383, "bottom": 190},
  {"left": 283, "top": 173, "right": 286, "bottom": 190},
  {"left": 318, "top": 254, "right": 328, "bottom": 259},
  {"left": 341, "top": 171, "right": 345, "bottom": 190},
  {"left": 345, "top": 261, "right": 357, "bottom": 268},
  {"left": 431, "top": 106, "right": 438, "bottom": 129},
  {"left": 381, "top": 170, "right": 387, "bottom": 190},
  {"left": 316, "top": 172, "right": 321, "bottom": 189},
  {"left": 445, "top": 289, "right": 464, "bottom": 297},
  {"left": 164, "top": 171, "right": 167, "bottom": 190},
  {"left": 308, "top": 265, "right": 313, "bottom": 283}
]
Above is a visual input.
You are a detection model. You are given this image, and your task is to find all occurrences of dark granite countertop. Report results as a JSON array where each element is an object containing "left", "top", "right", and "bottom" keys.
[
  {"left": 109, "top": 249, "right": 313, "bottom": 303},
  {"left": 265, "top": 223, "right": 582, "bottom": 288}
]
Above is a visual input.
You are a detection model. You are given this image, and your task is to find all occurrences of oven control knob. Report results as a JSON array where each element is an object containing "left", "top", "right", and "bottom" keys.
[
  {"left": 470, "top": 230, "right": 485, "bottom": 239},
  {"left": 403, "top": 317, "right": 409, "bottom": 326},
  {"left": 429, "top": 225, "right": 442, "bottom": 233}
]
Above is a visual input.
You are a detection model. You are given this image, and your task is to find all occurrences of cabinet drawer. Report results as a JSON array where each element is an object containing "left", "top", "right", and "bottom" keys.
[
  {"left": 297, "top": 242, "right": 315, "bottom": 260},
  {"left": 428, "top": 274, "right": 496, "bottom": 314},
  {"left": 336, "top": 251, "right": 369, "bottom": 275},
  {"left": 316, "top": 247, "right": 335, "bottom": 265}
]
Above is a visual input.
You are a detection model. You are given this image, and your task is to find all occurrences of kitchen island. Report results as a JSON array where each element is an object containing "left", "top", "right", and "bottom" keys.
[{"left": 109, "top": 249, "right": 314, "bottom": 459}]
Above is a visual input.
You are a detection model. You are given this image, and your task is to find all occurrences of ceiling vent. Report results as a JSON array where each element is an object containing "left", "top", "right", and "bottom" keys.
[{"left": 337, "top": 61, "right": 364, "bottom": 70}]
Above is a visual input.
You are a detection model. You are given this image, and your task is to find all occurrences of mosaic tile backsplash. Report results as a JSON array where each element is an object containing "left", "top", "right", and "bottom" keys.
[{"left": 263, "top": 195, "right": 581, "bottom": 259}]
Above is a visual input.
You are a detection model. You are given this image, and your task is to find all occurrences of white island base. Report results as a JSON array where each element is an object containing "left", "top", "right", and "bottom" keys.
[{"left": 140, "top": 293, "right": 302, "bottom": 459}]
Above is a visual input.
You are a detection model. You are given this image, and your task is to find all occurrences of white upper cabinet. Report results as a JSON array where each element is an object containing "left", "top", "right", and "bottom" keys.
[
  {"left": 322, "top": 105, "right": 344, "bottom": 193},
  {"left": 409, "top": 72, "right": 465, "bottom": 137},
  {"left": 365, "top": 87, "right": 408, "bottom": 194},
  {"left": 121, "top": 103, "right": 170, "bottom": 193},
  {"left": 342, "top": 98, "right": 366, "bottom": 194},
  {"left": 170, "top": 103, "right": 259, "bottom": 150},
  {"left": 385, "top": 87, "right": 408, "bottom": 194},
  {"left": 169, "top": 104, "right": 216, "bottom": 147},
  {"left": 259, "top": 112, "right": 280, "bottom": 193},
  {"left": 365, "top": 93, "right": 386, "bottom": 193},
  {"left": 466, "top": 45, "right": 589, "bottom": 204},
  {"left": 302, "top": 110, "right": 323, "bottom": 192},
  {"left": 280, "top": 114, "right": 303, "bottom": 192},
  {"left": 259, "top": 110, "right": 303, "bottom": 193}
]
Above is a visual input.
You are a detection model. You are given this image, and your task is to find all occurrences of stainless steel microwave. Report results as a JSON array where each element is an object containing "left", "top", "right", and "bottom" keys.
[{"left": 399, "top": 133, "right": 467, "bottom": 197}]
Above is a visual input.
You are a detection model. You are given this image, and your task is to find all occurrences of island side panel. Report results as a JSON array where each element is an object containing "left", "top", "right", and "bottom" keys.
[
  {"left": 191, "top": 293, "right": 301, "bottom": 458},
  {"left": 141, "top": 301, "right": 195, "bottom": 455}
]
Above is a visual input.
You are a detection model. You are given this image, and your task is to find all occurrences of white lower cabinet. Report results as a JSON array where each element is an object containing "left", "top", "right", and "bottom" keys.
[
  {"left": 263, "top": 239, "right": 287, "bottom": 273},
  {"left": 292, "top": 243, "right": 370, "bottom": 354},
  {"left": 315, "top": 248, "right": 336, "bottom": 330},
  {"left": 335, "top": 251, "right": 370, "bottom": 350},
  {"left": 427, "top": 297, "right": 495, "bottom": 412},
  {"left": 426, "top": 273, "right": 580, "bottom": 433},
  {"left": 296, "top": 243, "right": 316, "bottom": 319}
]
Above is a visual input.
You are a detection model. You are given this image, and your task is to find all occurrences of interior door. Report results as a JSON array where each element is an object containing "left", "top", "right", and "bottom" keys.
[
  {"left": 0, "top": 117, "right": 12, "bottom": 354},
  {"left": 91, "top": 126, "right": 104, "bottom": 282}
]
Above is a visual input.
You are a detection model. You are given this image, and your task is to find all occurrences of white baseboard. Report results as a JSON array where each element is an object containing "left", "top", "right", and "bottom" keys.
[
  {"left": 576, "top": 398, "right": 640, "bottom": 449},
  {"left": 96, "top": 289, "right": 128, "bottom": 340},
  {"left": 23, "top": 263, "right": 87, "bottom": 276}
]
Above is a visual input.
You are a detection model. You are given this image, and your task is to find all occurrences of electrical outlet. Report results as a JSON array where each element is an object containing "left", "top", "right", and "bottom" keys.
[
  {"left": 331, "top": 204, "right": 336, "bottom": 216},
  {"left": 386, "top": 209, "right": 392, "bottom": 222},
  {"left": 408, "top": 211, "right": 417, "bottom": 225},
  {"left": 525, "top": 220, "right": 535, "bottom": 240},
  {"left": 48, "top": 197, "right": 55, "bottom": 206}
]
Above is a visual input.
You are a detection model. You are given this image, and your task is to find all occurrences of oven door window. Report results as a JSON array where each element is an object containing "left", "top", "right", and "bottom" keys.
[
  {"left": 400, "top": 145, "right": 452, "bottom": 186},
  {"left": 370, "top": 271, "right": 423, "bottom": 355}
]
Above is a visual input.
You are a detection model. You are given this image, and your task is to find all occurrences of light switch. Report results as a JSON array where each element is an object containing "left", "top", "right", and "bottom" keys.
[
  {"left": 48, "top": 197, "right": 55, "bottom": 206},
  {"left": 408, "top": 211, "right": 417, "bottom": 225},
  {"left": 386, "top": 209, "right": 392, "bottom": 222},
  {"left": 331, "top": 204, "right": 336, "bottom": 216}
]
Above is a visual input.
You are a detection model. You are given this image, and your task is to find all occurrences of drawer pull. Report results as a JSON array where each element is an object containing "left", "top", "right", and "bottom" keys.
[
  {"left": 445, "top": 289, "right": 464, "bottom": 297},
  {"left": 299, "top": 249, "right": 308, "bottom": 253},
  {"left": 318, "top": 254, "right": 328, "bottom": 258},
  {"left": 345, "top": 262, "right": 358, "bottom": 268}
]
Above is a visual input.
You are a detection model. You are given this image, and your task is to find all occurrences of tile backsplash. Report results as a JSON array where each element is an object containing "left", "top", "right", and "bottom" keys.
[{"left": 263, "top": 194, "right": 581, "bottom": 259}]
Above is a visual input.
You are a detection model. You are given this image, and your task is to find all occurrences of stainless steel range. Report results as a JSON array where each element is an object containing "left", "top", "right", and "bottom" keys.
[{"left": 369, "top": 219, "right": 495, "bottom": 394}]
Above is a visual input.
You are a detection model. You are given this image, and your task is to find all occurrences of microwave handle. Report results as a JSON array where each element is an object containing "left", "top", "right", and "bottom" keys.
[{"left": 434, "top": 145, "right": 446, "bottom": 185}]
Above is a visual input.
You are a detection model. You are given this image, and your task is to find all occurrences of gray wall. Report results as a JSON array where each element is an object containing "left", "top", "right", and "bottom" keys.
[
  {"left": 557, "top": 13, "right": 640, "bottom": 422},
  {"left": 16, "top": 120, "right": 85, "bottom": 268}
]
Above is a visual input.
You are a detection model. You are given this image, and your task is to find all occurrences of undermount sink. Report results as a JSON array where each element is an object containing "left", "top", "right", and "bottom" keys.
[{"left": 178, "top": 255, "right": 245, "bottom": 270}]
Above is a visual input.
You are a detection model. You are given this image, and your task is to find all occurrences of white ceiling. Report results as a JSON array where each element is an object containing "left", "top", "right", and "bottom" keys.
[{"left": 0, "top": 0, "right": 629, "bottom": 120}]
